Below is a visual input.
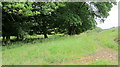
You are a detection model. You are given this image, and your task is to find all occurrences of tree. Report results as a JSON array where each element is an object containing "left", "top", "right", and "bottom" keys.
[
  {"left": 51, "top": 2, "right": 116, "bottom": 35},
  {"left": 2, "top": 2, "right": 65, "bottom": 43},
  {"left": 29, "top": 2, "right": 65, "bottom": 38},
  {"left": 2, "top": 2, "right": 116, "bottom": 44},
  {"left": 2, "top": 2, "right": 34, "bottom": 43}
]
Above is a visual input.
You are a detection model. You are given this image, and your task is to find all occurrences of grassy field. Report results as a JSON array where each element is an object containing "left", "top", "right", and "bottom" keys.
[{"left": 2, "top": 27, "right": 119, "bottom": 65}]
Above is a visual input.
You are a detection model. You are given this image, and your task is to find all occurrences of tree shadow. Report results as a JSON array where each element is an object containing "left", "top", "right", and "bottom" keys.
[{"left": 2, "top": 34, "right": 65, "bottom": 50}]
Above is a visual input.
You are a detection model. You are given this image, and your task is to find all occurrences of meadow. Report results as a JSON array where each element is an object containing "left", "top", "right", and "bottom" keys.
[{"left": 2, "top": 27, "right": 119, "bottom": 65}]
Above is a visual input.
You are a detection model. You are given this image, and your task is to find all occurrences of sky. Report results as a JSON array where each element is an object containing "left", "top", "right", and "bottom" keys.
[{"left": 97, "top": 1, "right": 119, "bottom": 29}]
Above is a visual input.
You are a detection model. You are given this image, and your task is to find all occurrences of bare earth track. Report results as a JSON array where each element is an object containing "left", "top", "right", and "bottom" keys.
[{"left": 53, "top": 47, "right": 118, "bottom": 65}]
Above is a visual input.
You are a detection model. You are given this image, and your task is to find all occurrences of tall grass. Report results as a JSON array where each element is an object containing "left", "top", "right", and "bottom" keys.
[
  {"left": 96, "top": 27, "right": 118, "bottom": 50},
  {"left": 2, "top": 27, "right": 118, "bottom": 65},
  {"left": 3, "top": 35, "right": 99, "bottom": 65}
]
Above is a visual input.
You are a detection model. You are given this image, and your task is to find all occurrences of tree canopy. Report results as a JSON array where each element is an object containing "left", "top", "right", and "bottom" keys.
[{"left": 2, "top": 2, "right": 116, "bottom": 43}]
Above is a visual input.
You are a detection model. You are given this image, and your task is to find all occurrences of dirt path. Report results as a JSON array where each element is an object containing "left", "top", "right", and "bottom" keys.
[{"left": 53, "top": 47, "right": 118, "bottom": 65}]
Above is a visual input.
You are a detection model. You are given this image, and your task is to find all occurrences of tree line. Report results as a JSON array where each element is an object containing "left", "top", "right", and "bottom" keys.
[{"left": 1, "top": 2, "right": 116, "bottom": 43}]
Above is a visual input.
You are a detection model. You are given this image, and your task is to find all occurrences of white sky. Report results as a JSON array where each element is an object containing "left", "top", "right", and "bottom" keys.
[{"left": 97, "top": 1, "right": 119, "bottom": 29}]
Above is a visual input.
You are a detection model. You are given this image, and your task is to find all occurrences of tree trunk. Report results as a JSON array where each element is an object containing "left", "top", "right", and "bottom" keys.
[
  {"left": 6, "top": 35, "right": 10, "bottom": 44},
  {"left": 44, "top": 33, "right": 48, "bottom": 38},
  {"left": 2, "top": 36, "right": 6, "bottom": 45},
  {"left": 16, "top": 35, "right": 19, "bottom": 40},
  {"left": 68, "top": 26, "right": 75, "bottom": 35},
  {"left": 20, "top": 35, "right": 26, "bottom": 40},
  {"left": 42, "top": 22, "right": 48, "bottom": 38},
  {"left": 2, "top": 36, "right": 6, "bottom": 42}
]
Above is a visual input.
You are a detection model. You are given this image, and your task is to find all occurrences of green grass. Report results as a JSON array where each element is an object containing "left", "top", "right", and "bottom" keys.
[
  {"left": 2, "top": 35, "right": 99, "bottom": 65},
  {"left": 60, "top": 59, "right": 118, "bottom": 65},
  {"left": 0, "top": 46, "right": 2, "bottom": 65},
  {"left": 96, "top": 27, "right": 118, "bottom": 50},
  {"left": 88, "top": 59, "right": 118, "bottom": 65},
  {"left": 2, "top": 27, "right": 119, "bottom": 65}
]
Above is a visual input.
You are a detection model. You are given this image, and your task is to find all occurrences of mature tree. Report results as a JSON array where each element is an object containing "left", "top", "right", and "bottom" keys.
[
  {"left": 29, "top": 2, "right": 65, "bottom": 38},
  {"left": 2, "top": 2, "right": 34, "bottom": 43},
  {"left": 2, "top": 2, "right": 116, "bottom": 44},
  {"left": 51, "top": 2, "right": 116, "bottom": 35},
  {"left": 2, "top": 2, "right": 64, "bottom": 43}
]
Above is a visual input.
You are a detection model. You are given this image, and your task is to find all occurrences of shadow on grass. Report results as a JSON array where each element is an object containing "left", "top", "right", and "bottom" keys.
[{"left": 2, "top": 34, "right": 65, "bottom": 50}]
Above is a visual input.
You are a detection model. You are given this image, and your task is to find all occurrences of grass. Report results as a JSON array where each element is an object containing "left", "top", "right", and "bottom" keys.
[
  {"left": 88, "top": 59, "right": 118, "bottom": 65},
  {"left": 60, "top": 59, "right": 118, "bottom": 65},
  {"left": 0, "top": 46, "right": 2, "bottom": 66},
  {"left": 2, "top": 35, "right": 99, "bottom": 65},
  {"left": 96, "top": 27, "right": 118, "bottom": 50},
  {"left": 2, "top": 27, "right": 119, "bottom": 65}
]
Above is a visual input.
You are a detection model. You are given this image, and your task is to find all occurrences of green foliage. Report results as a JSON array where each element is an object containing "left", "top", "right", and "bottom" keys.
[
  {"left": 93, "top": 2, "right": 114, "bottom": 18},
  {"left": 0, "top": 2, "right": 2, "bottom": 7},
  {"left": 2, "top": 2, "right": 66, "bottom": 39},
  {"left": 2, "top": 2, "right": 116, "bottom": 42},
  {"left": 2, "top": 2, "right": 33, "bottom": 16},
  {"left": 52, "top": 2, "right": 115, "bottom": 35}
]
